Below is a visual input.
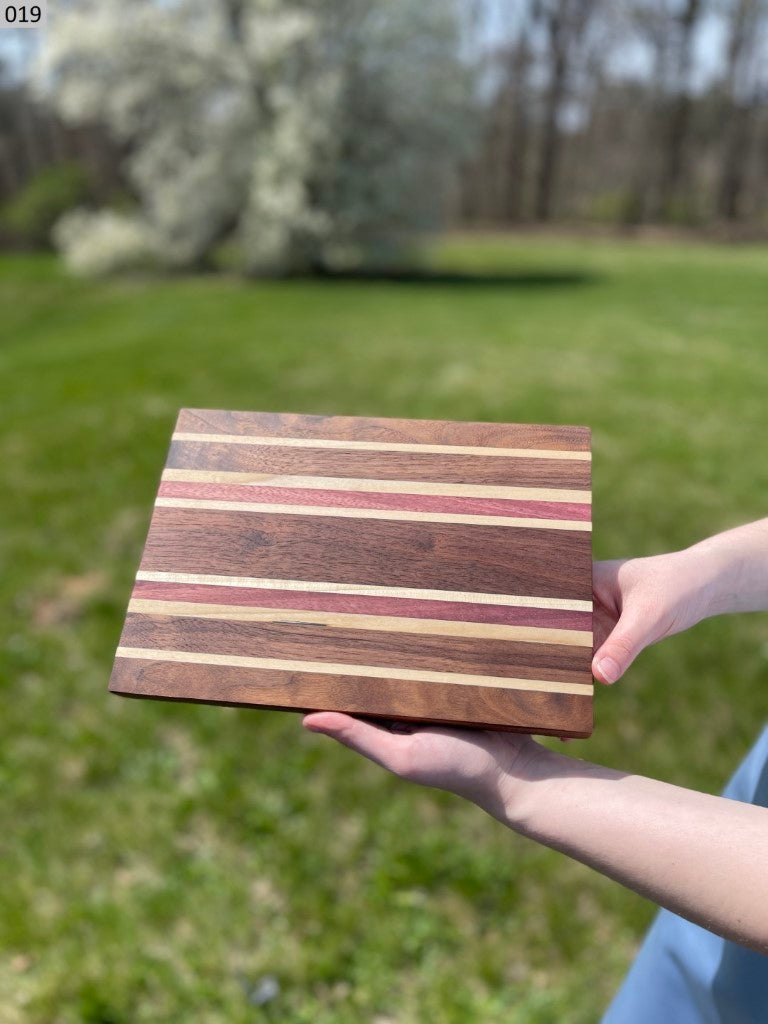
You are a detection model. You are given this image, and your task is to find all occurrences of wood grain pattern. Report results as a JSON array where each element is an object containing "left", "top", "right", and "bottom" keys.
[
  {"left": 161, "top": 468, "right": 589, "bottom": 503},
  {"left": 127, "top": 599, "right": 591, "bottom": 646},
  {"left": 120, "top": 613, "right": 590, "bottom": 682},
  {"left": 140, "top": 508, "right": 591, "bottom": 599},
  {"left": 131, "top": 580, "right": 593, "bottom": 630},
  {"left": 116, "top": 647, "right": 590, "bottom": 696},
  {"left": 158, "top": 480, "right": 592, "bottom": 521},
  {"left": 110, "top": 658, "right": 592, "bottom": 735},
  {"left": 176, "top": 408, "right": 591, "bottom": 452},
  {"left": 173, "top": 433, "right": 591, "bottom": 459},
  {"left": 154, "top": 496, "right": 590, "bottom": 532},
  {"left": 110, "top": 410, "right": 594, "bottom": 736},
  {"left": 167, "top": 439, "right": 592, "bottom": 489},
  {"left": 134, "top": 572, "right": 591, "bottom": 609}
]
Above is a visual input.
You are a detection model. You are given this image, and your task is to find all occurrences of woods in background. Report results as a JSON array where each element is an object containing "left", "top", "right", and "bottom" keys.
[
  {"left": 461, "top": 0, "right": 768, "bottom": 230},
  {"left": 1, "top": 0, "right": 767, "bottom": 272}
]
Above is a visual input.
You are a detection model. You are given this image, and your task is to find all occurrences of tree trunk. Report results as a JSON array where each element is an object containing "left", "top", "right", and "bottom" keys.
[
  {"left": 715, "top": 0, "right": 763, "bottom": 221},
  {"left": 717, "top": 101, "right": 753, "bottom": 220},
  {"left": 503, "top": 34, "right": 532, "bottom": 223},
  {"left": 534, "top": 13, "right": 568, "bottom": 222},
  {"left": 656, "top": 0, "right": 702, "bottom": 219}
]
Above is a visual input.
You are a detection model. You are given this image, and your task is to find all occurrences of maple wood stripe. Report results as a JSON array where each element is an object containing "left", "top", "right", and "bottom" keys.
[
  {"left": 135, "top": 571, "right": 593, "bottom": 612},
  {"left": 132, "top": 580, "right": 593, "bottom": 628},
  {"left": 127, "top": 599, "right": 592, "bottom": 647},
  {"left": 157, "top": 480, "right": 592, "bottom": 522},
  {"left": 162, "top": 468, "right": 591, "bottom": 504},
  {"left": 115, "top": 647, "right": 593, "bottom": 695},
  {"left": 167, "top": 441, "right": 591, "bottom": 490},
  {"left": 153, "top": 496, "right": 591, "bottom": 531},
  {"left": 172, "top": 431, "right": 591, "bottom": 461}
]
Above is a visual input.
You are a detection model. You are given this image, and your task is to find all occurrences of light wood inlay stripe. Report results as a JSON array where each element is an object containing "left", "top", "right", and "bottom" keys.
[
  {"left": 154, "top": 497, "right": 591, "bottom": 531},
  {"left": 135, "top": 572, "right": 593, "bottom": 612},
  {"left": 115, "top": 647, "right": 594, "bottom": 694},
  {"left": 127, "top": 599, "right": 593, "bottom": 647},
  {"left": 162, "top": 468, "right": 591, "bottom": 504},
  {"left": 172, "top": 432, "right": 591, "bottom": 461}
]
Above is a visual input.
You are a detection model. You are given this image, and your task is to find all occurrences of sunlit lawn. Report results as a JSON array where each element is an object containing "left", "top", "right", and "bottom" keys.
[{"left": 2, "top": 234, "right": 767, "bottom": 1022}]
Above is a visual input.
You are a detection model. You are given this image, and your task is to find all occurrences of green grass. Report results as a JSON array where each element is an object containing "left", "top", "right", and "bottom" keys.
[{"left": 2, "top": 234, "right": 767, "bottom": 1023}]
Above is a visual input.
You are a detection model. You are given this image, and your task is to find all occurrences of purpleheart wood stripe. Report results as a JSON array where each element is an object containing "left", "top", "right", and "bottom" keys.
[
  {"left": 157, "top": 480, "right": 591, "bottom": 522},
  {"left": 132, "top": 580, "right": 592, "bottom": 631}
]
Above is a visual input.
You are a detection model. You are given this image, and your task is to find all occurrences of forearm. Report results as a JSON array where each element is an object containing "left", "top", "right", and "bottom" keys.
[
  {"left": 499, "top": 747, "right": 768, "bottom": 952},
  {"left": 688, "top": 517, "right": 768, "bottom": 617}
]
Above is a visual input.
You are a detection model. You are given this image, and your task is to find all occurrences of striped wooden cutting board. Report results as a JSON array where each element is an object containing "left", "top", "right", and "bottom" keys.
[{"left": 109, "top": 409, "right": 593, "bottom": 736}]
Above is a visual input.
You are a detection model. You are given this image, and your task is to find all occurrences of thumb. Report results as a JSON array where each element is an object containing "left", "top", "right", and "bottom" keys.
[{"left": 592, "top": 609, "right": 654, "bottom": 685}]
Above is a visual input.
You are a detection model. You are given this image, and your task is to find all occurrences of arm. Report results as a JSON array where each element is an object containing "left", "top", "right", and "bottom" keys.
[
  {"left": 514, "top": 746, "right": 768, "bottom": 952},
  {"left": 305, "top": 518, "right": 768, "bottom": 950},
  {"left": 303, "top": 713, "right": 768, "bottom": 953},
  {"left": 690, "top": 517, "right": 768, "bottom": 615}
]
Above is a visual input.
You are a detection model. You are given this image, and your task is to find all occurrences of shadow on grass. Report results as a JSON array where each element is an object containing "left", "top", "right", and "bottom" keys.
[{"left": 286, "top": 267, "right": 602, "bottom": 288}]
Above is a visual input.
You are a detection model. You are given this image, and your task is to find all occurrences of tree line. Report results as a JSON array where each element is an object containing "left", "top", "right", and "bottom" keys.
[
  {"left": 458, "top": 0, "right": 768, "bottom": 229},
  {"left": 0, "top": 0, "right": 766, "bottom": 271}
]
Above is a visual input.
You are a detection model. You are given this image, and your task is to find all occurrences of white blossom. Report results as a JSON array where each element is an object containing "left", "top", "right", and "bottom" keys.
[
  {"left": 53, "top": 209, "right": 161, "bottom": 276},
  {"left": 38, "top": 0, "right": 471, "bottom": 274}
]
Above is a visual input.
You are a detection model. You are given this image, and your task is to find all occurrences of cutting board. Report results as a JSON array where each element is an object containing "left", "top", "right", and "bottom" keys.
[{"left": 109, "top": 409, "right": 593, "bottom": 736}]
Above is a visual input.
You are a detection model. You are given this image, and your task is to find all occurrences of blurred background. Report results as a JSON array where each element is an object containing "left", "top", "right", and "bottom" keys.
[{"left": 1, "top": 1, "right": 767, "bottom": 1021}]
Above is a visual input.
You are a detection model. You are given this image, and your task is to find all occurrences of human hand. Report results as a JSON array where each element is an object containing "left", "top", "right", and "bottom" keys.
[
  {"left": 302, "top": 712, "right": 545, "bottom": 824},
  {"left": 592, "top": 550, "right": 716, "bottom": 685},
  {"left": 303, "top": 551, "right": 710, "bottom": 809}
]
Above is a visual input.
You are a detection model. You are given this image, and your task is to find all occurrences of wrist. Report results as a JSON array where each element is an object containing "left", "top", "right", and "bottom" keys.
[
  {"left": 497, "top": 746, "right": 628, "bottom": 843},
  {"left": 682, "top": 535, "right": 746, "bottom": 619},
  {"left": 496, "top": 743, "right": 571, "bottom": 832}
]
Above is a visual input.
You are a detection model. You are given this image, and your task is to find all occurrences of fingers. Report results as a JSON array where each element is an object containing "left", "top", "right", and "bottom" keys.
[
  {"left": 303, "top": 712, "right": 410, "bottom": 774},
  {"left": 592, "top": 650, "right": 624, "bottom": 685},
  {"left": 592, "top": 607, "right": 654, "bottom": 684}
]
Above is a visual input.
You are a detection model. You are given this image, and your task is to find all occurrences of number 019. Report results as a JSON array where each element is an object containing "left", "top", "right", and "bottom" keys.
[{"left": 4, "top": 5, "right": 42, "bottom": 22}]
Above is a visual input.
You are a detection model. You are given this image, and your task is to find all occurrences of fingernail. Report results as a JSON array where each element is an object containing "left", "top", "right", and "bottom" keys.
[{"left": 596, "top": 656, "right": 620, "bottom": 684}]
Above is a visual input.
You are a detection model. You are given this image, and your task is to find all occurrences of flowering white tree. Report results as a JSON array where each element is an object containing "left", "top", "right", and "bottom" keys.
[{"left": 37, "top": 0, "right": 472, "bottom": 275}]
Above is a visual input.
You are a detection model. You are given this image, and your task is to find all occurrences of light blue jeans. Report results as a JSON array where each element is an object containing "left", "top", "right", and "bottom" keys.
[{"left": 602, "top": 725, "right": 768, "bottom": 1024}]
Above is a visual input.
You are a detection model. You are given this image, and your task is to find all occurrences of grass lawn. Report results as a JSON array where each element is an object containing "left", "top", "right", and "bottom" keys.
[{"left": 1, "top": 234, "right": 767, "bottom": 1023}]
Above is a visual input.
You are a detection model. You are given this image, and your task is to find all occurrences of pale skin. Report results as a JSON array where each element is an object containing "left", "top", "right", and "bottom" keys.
[{"left": 304, "top": 518, "right": 768, "bottom": 952}]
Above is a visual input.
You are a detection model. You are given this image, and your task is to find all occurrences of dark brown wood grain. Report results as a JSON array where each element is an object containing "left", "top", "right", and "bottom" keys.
[
  {"left": 140, "top": 507, "right": 592, "bottom": 600},
  {"left": 121, "top": 614, "right": 591, "bottom": 681},
  {"left": 167, "top": 439, "right": 592, "bottom": 490},
  {"left": 177, "top": 408, "right": 591, "bottom": 452},
  {"left": 109, "top": 658, "right": 593, "bottom": 737}
]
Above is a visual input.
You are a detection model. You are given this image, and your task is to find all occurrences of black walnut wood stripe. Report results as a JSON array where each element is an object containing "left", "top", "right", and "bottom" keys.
[
  {"left": 177, "top": 408, "right": 591, "bottom": 452},
  {"left": 110, "top": 657, "right": 593, "bottom": 736},
  {"left": 140, "top": 507, "right": 592, "bottom": 601},
  {"left": 167, "top": 440, "right": 592, "bottom": 490},
  {"left": 120, "top": 613, "right": 591, "bottom": 683}
]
